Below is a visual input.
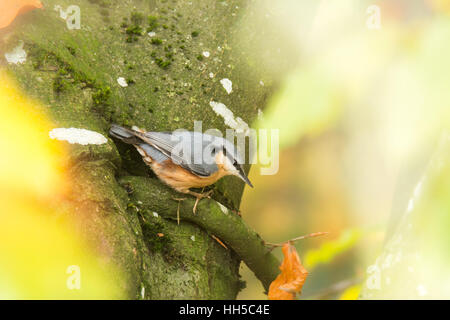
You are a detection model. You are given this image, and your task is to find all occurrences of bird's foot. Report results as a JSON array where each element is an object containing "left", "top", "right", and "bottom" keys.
[{"left": 188, "top": 189, "right": 213, "bottom": 214}]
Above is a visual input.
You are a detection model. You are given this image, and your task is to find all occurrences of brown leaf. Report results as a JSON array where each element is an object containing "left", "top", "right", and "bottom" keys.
[{"left": 268, "top": 242, "right": 308, "bottom": 300}]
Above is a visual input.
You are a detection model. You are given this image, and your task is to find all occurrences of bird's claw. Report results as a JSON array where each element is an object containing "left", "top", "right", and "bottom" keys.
[
  {"left": 201, "top": 189, "right": 213, "bottom": 199},
  {"left": 192, "top": 190, "right": 213, "bottom": 214}
]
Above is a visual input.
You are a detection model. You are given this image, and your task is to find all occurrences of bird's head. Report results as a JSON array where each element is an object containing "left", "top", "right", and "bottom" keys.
[{"left": 211, "top": 138, "right": 253, "bottom": 188}]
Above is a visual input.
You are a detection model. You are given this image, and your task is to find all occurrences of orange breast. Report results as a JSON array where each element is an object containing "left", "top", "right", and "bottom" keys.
[{"left": 150, "top": 159, "right": 227, "bottom": 192}]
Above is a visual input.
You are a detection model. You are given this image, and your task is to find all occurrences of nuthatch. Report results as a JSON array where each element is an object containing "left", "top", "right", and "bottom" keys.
[{"left": 110, "top": 124, "right": 253, "bottom": 212}]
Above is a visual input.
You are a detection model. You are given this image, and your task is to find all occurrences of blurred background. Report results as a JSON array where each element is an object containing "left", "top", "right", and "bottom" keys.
[{"left": 237, "top": 0, "right": 450, "bottom": 299}]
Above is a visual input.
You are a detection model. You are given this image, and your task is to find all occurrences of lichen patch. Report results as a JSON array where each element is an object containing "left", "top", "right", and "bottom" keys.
[
  {"left": 49, "top": 128, "right": 108, "bottom": 145},
  {"left": 5, "top": 41, "right": 27, "bottom": 64},
  {"left": 209, "top": 101, "right": 250, "bottom": 135},
  {"left": 220, "top": 78, "right": 233, "bottom": 94}
]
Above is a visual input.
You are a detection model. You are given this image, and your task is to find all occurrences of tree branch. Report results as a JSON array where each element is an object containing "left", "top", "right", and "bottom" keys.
[{"left": 120, "top": 175, "right": 281, "bottom": 292}]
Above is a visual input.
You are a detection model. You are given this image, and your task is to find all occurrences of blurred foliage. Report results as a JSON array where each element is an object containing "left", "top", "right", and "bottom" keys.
[
  {"left": 426, "top": 0, "right": 450, "bottom": 13},
  {"left": 0, "top": 72, "right": 125, "bottom": 299},
  {"left": 339, "top": 284, "right": 362, "bottom": 300},
  {"left": 239, "top": 0, "right": 450, "bottom": 299},
  {"left": 361, "top": 134, "right": 450, "bottom": 298},
  {"left": 304, "top": 229, "right": 361, "bottom": 270},
  {"left": 257, "top": 69, "right": 343, "bottom": 149}
]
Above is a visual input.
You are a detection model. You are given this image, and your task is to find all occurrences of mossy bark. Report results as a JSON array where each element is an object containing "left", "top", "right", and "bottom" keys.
[{"left": 2, "top": 0, "right": 278, "bottom": 299}]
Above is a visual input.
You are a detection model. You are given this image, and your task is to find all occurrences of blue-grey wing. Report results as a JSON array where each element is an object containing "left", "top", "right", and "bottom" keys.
[
  {"left": 140, "top": 131, "right": 219, "bottom": 177},
  {"left": 138, "top": 143, "right": 169, "bottom": 163}
]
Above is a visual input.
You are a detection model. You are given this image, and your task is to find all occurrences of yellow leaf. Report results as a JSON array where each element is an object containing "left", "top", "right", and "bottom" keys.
[
  {"left": 304, "top": 229, "right": 361, "bottom": 270},
  {"left": 339, "top": 284, "right": 361, "bottom": 300}
]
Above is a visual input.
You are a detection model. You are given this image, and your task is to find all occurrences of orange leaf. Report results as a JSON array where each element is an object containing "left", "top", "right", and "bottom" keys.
[
  {"left": 0, "top": 0, "right": 43, "bottom": 29},
  {"left": 268, "top": 243, "right": 308, "bottom": 300}
]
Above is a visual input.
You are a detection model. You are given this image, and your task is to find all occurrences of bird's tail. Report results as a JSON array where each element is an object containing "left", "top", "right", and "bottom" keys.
[{"left": 109, "top": 124, "right": 142, "bottom": 144}]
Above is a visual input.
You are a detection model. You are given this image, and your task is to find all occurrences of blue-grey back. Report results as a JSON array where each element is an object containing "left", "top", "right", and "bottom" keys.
[{"left": 141, "top": 131, "right": 240, "bottom": 177}]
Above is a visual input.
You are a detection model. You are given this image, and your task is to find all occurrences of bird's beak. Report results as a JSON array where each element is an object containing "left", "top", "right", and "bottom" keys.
[{"left": 237, "top": 166, "right": 253, "bottom": 188}]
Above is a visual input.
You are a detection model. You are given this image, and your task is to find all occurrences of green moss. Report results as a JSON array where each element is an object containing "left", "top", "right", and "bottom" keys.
[
  {"left": 130, "top": 11, "right": 145, "bottom": 25},
  {"left": 53, "top": 74, "right": 70, "bottom": 94},
  {"left": 147, "top": 15, "right": 159, "bottom": 31},
  {"left": 191, "top": 31, "right": 199, "bottom": 37},
  {"left": 67, "top": 46, "right": 76, "bottom": 56},
  {"left": 88, "top": 0, "right": 112, "bottom": 6},
  {"left": 126, "top": 35, "right": 138, "bottom": 43},
  {"left": 141, "top": 217, "right": 172, "bottom": 252},
  {"left": 100, "top": 8, "right": 110, "bottom": 16},
  {"left": 123, "top": 11, "right": 146, "bottom": 42},
  {"left": 126, "top": 25, "right": 143, "bottom": 35},
  {"left": 154, "top": 57, "right": 171, "bottom": 69},
  {"left": 92, "top": 86, "right": 111, "bottom": 106},
  {"left": 151, "top": 38, "right": 163, "bottom": 45}
]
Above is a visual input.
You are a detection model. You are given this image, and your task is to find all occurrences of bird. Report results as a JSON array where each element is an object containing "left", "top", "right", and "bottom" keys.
[{"left": 109, "top": 124, "right": 253, "bottom": 213}]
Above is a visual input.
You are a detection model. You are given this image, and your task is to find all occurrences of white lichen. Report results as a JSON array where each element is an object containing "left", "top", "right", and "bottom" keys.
[
  {"left": 202, "top": 51, "right": 210, "bottom": 58},
  {"left": 117, "top": 77, "right": 128, "bottom": 87},
  {"left": 190, "top": 235, "right": 196, "bottom": 241},
  {"left": 152, "top": 212, "right": 159, "bottom": 218},
  {"left": 217, "top": 202, "right": 228, "bottom": 215},
  {"left": 5, "top": 41, "right": 27, "bottom": 64},
  {"left": 220, "top": 78, "right": 233, "bottom": 94},
  {"left": 49, "top": 128, "right": 108, "bottom": 145},
  {"left": 148, "top": 31, "right": 156, "bottom": 37},
  {"left": 209, "top": 101, "right": 250, "bottom": 135},
  {"left": 209, "top": 72, "right": 214, "bottom": 78}
]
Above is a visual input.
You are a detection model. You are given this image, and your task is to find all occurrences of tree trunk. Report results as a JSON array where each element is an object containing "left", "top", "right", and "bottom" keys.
[{"left": 2, "top": 0, "right": 279, "bottom": 299}]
